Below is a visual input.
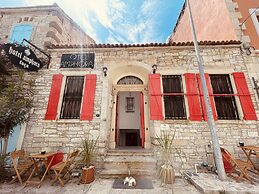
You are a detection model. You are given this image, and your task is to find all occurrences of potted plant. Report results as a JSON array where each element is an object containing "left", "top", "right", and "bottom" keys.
[
  {"left": 80, "top": 136, "right": 98, "bottom": 184},
  {"left": 156, "top": 130, "right": 176, "bottom": 185}
]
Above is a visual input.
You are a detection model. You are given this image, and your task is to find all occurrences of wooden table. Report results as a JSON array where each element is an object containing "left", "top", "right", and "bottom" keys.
[
  {"left": 24, "top": 152, "right": 56, "bottom": 188},
  {"left": 240, "top": 146, "right": 259, "bottom": 174}
]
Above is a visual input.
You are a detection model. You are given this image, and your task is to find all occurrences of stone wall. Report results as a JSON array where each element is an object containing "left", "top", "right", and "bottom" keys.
[
  {"left": 0, "top": 5, "right": 95, "bottom": 49},
  {"left": 22, "top": 44, "right": 259, "bottom": 171}
]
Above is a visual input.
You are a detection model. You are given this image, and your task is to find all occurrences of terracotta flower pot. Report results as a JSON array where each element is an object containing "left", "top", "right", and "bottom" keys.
[{"left": 81, "top": 166, "right": 95, "bottom": 184}]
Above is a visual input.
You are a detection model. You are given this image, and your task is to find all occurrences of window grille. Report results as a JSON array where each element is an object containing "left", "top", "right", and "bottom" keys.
[
  {"left": 60, "top": 76, "right": 84, "bottom": 119},
  {"left": 162, "top": 75, "right": 186, "bottom": 119},
  {"left": 210, "top": 74, "right": 239, "bottom": 120},
  {"left": 117, "top": 76, "right": 143, "bottom": 85}
]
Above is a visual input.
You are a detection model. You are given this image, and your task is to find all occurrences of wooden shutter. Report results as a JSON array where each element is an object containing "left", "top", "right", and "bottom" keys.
[
  {"left": 10, "top": 24, "right": 33, "bottom": 44},
  {"left": 184, "top": 73, "right": 202, "bottom": 121},
  {"left": 196, "top": 74, "right": 218, "bottom": 121},
  {"left": 233, "top": 72, "right": 257, "bottom": 120},
  {"left": 148, "top": 74, "right": 163, "bottom": 120},
  {"left": 45, "top": 74, "right": 63, "bottom": 120},
  {"left": 80, "top": 74, "right": 97, "bottom": 121}
]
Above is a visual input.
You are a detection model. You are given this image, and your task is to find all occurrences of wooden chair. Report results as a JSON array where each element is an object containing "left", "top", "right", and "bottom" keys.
[
  {"left": 220, "top": 147, "right": 253, "bottom": 182},
  {"left": 50, "top": 150, "right": 79, "bottom": 186},
  {"left": 9, "top": 149, "right": 34, "bottom": 185}
]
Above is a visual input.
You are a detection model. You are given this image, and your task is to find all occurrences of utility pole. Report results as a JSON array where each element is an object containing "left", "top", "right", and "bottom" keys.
[{"left": 186, "top": 0, "right": 226, "bottom": 180}]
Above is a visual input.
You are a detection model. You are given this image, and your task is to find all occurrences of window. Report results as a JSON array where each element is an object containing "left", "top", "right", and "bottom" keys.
[
  {"left": 125, "top": 97, "right": 135, "bottom": 112},
  {"left": 249, "top": 8, "right": 259, "bottom": 36},
  {"left": 162, "top": 75, "right": 186, "bottom": 119},
  {"left": 60, "top": 76, "right": 84, "bottom": 119},
  {"left": 10, "top": 24, "right": 33, "bottom": 44},
  {"left": 210, "top": 74, "right": 239, "bottom": 120}
]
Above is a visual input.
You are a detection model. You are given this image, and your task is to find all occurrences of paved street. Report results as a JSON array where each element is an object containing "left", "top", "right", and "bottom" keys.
[{"left": 0, "top": 177, "right": 201, "bottom": 194}]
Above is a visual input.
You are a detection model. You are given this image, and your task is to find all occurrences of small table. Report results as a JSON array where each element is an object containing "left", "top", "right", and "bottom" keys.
[
  {"left": 25, "top": 152, "right": 56, "bottom": 188},
  {"left": 240, "top": 146, "right": 259, "bottom": 174}
]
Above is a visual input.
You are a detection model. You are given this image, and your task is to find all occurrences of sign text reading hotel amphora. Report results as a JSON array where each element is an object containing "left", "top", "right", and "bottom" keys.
[
  {"left": 60, "top": 53, "right": 95, "bottom": 68},
  {"left": 2, "top": 44, "right": 43, "bottom": 71}
]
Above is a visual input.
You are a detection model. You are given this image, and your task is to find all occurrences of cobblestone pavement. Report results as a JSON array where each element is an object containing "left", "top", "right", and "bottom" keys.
[{"left": 0, "top": 177, "right": 201, "bottom": 194}]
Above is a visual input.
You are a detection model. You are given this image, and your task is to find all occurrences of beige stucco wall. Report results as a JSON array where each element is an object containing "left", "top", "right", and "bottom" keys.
[
  {"left": 170, "top": 0, "right": 238, "bottom": 43},
  {"left": 21, "top": 44, "right": 259, "bottom": 171}
]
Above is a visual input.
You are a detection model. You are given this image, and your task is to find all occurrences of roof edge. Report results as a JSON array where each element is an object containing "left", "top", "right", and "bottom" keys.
[
  {"left": 47, "top": 40, "right": 241, "bottom": 49},
  {"left": 168, "top": 2, "right": 187, "bottom": 43}
]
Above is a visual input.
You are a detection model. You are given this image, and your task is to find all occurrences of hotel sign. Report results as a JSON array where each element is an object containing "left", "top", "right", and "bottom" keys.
[
  {"left": 2, "top": 44, "right": 43, "bottom": 71},
  {"left": 60, "top": 53, "right": 95, "bottom": 68}
]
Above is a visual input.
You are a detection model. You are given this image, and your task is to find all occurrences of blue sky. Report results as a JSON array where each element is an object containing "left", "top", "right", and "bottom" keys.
[{"left": 0, "top": 0, "right": 184, "bottom": 44}]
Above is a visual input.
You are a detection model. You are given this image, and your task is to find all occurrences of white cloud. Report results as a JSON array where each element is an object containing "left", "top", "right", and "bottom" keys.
[{"left": 23, "top": 0, "right": 166, "bottom": 44}]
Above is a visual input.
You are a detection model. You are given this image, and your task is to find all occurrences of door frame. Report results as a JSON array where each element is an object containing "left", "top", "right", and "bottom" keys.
[{"left": 109, "top": 84, "right": 151, "bottom": 149}]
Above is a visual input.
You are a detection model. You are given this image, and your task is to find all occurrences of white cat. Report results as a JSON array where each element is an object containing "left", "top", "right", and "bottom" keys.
[{"left": 123, "top": 176, "right": 136, "bottom": 187}]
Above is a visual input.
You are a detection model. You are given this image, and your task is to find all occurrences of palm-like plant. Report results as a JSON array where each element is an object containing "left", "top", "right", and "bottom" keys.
[
  {"left": 81, "top": 136, "right": 98, "bottom": 167},
  {"left": 157, "top": 130, "right": 176, "bottom": 185}
]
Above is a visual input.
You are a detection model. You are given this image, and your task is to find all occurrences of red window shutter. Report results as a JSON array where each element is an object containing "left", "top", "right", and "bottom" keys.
[
  {"left": 233, "top": 72, "right": 257, "bottom": 120},
  {"left": 184, "top": 73, "right": 202, "bottom": 121},
  {"left": 45, "top": 74, "right": 63, "bottom": 120},
  {"left": 148, "top": 74, "right": 163, "bottom": 120},
  {"left": 196, "top": 74, "right": 218, "bottom": 121},
  {"left": 80, "top": 74, "right": 97, "bottom": 121}
]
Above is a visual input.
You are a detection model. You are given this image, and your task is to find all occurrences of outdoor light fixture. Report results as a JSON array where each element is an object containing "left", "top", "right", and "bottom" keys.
[
  {"left": 152, "top": 64, "right": 157, "bottom": 74},
  {"left": 241, "top": 43, "right": 254, "bottom": 56},
  {"left": 102, "top": 66, "right": 108, "bottom": 77}
]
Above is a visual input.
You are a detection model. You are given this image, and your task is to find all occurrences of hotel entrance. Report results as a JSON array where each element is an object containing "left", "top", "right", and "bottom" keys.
[
  {"left": 116, "top": 91, "right": 142, "bottom": 147},
  {"left": 109, "top": 75, "right": 149, "bottom": 149}
]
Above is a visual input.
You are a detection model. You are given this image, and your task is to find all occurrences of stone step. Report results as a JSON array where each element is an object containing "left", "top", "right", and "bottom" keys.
[
  {"left": 101, "top": 148, "right": 157, "bottom": 178},
  {"left": 103, "top": 161, "right": 156, "bottom": 170},
  {"left": 99, "top": 169, "right": 157, "bottom": 179},
  {"left": 106, "top": 149, "right": 154, "bottom": 156},
  {"left": 104, "top": 155, "right": 156, "bottom": 163}
]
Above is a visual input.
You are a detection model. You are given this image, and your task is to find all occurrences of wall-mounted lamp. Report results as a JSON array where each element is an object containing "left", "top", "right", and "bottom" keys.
[
  {"left": 241, "top": 43, "right": 254, "bottom": 56},
  {"left": 152, "top": 64, "right": 157, "bottom": 74},
  {"left": 102, "top": 66, "right": 108, "bottom": 77}
]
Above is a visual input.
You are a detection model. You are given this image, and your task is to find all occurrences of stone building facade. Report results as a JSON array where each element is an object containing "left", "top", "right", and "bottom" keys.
[
  {"left": 1, "top": 3, "right": 258, "bottom": 175},
  {"left": 0, "top": 3, "right": 95, "bottom": 49},
  {"left": 169, "top": 1, "right": 259, "bottom": 101},
  {"left": 0, "top": 4, "right": 95, "bottom": 154},
  {"left": 20, "top": 41, "right": 259, "bottom": 172}
]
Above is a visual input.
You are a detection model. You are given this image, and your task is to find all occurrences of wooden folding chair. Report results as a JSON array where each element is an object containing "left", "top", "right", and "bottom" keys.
[
  {"left": 50, "top": 150, "right": 79, "bottom": 186},
  {"left": 9, "top": 149, "right": 34, "bottom": 185},
  {"left": 220, "top": 147, "right": 253, "bottom": 182}
]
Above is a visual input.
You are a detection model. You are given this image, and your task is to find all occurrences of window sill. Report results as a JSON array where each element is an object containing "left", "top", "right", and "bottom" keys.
[{"left": 44, "top": 119, "right": 89, "bottom": 123}]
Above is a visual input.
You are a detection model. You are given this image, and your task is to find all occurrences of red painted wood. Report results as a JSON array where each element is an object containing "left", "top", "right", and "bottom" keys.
[
  {"left": 115, "top": 95, "right": 119, "bottom": 144},
  {"left": 45, "top": 74, "right": 63, "bottom": 120},
  {"left": 184, "top": 73, "right": 202, "bottom": 121},
  {"left": 80, "top": 74, "right": 97, "bottom": 120},
  {"left": 233, "top": 72, "right": 257, "bottom": 120},
  {"left": 221, "top": 149, "right": 233, "bottom": 173},
  {"left": 196, "top": 74, "right": 218, "bottom": 121},
  {"left": 148, "top": 74, "right": 163, "bottom": 120},
  {"left": 140, "top": 92, "right": 145, "bottom": 148}
]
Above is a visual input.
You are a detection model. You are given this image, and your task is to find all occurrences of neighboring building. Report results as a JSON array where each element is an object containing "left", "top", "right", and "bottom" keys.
[
  {"left": 233, "top": 0, "right": 259, "bottom": 51},
  {"left": 0, "top": 4, "right": 95, "bottom": 154},
  {"left": 170, "top": 0, "right": 238, "bottom": 43},
  {"left": 0, "top": 3, "right": 95, "bottom": 49},
  {"left": 20, "top": 41, "right": 258, "bottom": 175},
  {"left": 170, "top": 0, "right": 259, "bottom": 51}
]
